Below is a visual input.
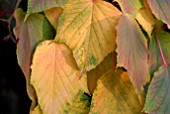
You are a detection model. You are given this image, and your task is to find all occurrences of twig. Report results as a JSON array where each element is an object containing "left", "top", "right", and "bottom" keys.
[{"left": 153, "top": 29, "right": 168, "bottom": 68}]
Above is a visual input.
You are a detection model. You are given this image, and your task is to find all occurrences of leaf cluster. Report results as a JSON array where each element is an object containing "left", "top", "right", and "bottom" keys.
[{"left": 14, "top": 0, "right": 170, "bottom": 113}]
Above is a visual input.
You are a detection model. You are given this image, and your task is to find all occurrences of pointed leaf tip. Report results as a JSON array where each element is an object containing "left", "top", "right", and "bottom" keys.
[{"left": 55, "top": 0, "right": 122, "bottom": 71}]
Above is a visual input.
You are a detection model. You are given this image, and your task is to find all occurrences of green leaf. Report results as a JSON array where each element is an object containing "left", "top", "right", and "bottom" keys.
[
  {"left": 149, "top": 31, "right": 170, "bottom": 75},
  {"left": 31, "top": 40, "right": 90, "bottom": 114},
  {"left": 144, "top": 65, "right": 170, "bottom": 113},
  {"left": 26, "top": 0, "right": 67, "bottom": 18},
  {"left": 147, "top": 0, "right": 170, "bottom": 29},
  {"left": 116, "top": 14, "right": 148, "bottom": 89},
  {"left": 14, "top": 8, "right": 54, "bottom": 79},
  {"left": 115, "top": 0, "right": 143, "bottom": 16},
  {"left": 55, "top": 0, "right": 122, "bottom": 71},
  {"left": 89, "top": 69, "right": 143, "bottom": 114}
]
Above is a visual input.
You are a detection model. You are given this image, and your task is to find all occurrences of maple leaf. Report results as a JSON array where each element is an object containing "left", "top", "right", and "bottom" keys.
[
  {"left": 147, "top": 0, "right": 170, "bottom": 29},
  {"left": 115, "top": 0, "right": 143, "bottom": 16},
  {"left": 31, "top": 40, "right": 90, "bottom": 114},
  {"left": 89, "top": 69, "right": 143, "bottom": 114},
  {"left": 116, "top": 14, "right": 148, "bottom": 90},
  {"left": 144, "top": 65, "right": 170, "bottom": 114},
  {"left": 55, "top": 0, "right": 122, "bottom": 71}
]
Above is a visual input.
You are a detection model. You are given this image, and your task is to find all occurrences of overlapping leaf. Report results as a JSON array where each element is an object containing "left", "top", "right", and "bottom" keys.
[
  {"left": 115, "top": 0, "right": 143, "bottom": 16},
  {"left": 144, "top": 65, "right": 170, "bottom": 114},
  {"left": 116, "top": 14, "right": 148, "bottom": 89},
  {"left": 44, "top": 7, "right": 63, "bottom": 29},
  {"left": 14, "top": 8, "right": 54, "bottom": 107},
  {"left": 89, "top": 69, "right": 143, "bottom": 114},
  {"left": 135, "top": 0, "right": 155, "bottom": 37},
  {"left": 87, "top": 53, "right": 112, "bottom": 94},
  {"left": 147, "top": 0, "right": 170, "bottom": 29},
  {"left": 30, "top": 105, "right": 43, "bottom": 114},
  {"left": 31, "top": 40, "right": 90, "bottom": 114},
  {"left": 14, "top": 8, "right": 54, "bottom": 79},
  {"left": 55, "top": 0, "right": 122, "bottom": 71},
  {"left": 27, "top": 0, "right": 67, "bottom": 18},
  {"left": 149, "top": 31, "right": 170, "bottom": 75}
]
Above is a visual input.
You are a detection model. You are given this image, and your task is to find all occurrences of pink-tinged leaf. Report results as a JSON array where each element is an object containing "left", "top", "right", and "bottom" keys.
[
  {"left": 26, "top": 0, "right": 67, "bottom": 18},
  {"left": 115, "top": 0, "right": 143, "bottom": 16},
  {"left": 14, "top": 8, "right": 54, "bottom": 108},
  {"left": 149, "top": 31, "right": 170, "bottom": 75},
  {"left": 116, "top": 14, "right": 148, "bottom": 89},
  {"left": 14, "top": 8, "right": 53, "bottom": 80},
  {"left": 147, "top": 0, "right": 170, "bottom": 29},
  {"left": 144, "top": 65, "right": 170, "bottom": 113}
]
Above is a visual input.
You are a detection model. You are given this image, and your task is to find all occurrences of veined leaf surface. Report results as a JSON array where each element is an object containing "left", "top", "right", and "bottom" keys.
[
  {"left": 149, "top": 31, "right": 170, "bottom": 75},
  {"left": 116, "top": 14, "right": 148, "bottom": 89},
  {"left": 27, "top": 0, "right": 67, "bottom": 18},
  {"left": 14, "top": 8, "right": 54, "bottom": 106},
  {"left": 31, "top": 40, "right": 90, "bottom": 114},
  {"left": 55, "top": 0, "right": 122, "bottom": 71},
  {"left": 147, "top": 0, "right": 170, "bottom": 29},
  {"left": 144, "top": 65, "right": 170, "bottom": 114},
  {"left": 89, "top": 69, "right": 143, "bottom": 114},
  {"left": 115, "top": 0, "right": 143, "bottom": 16},
  {"left": 87, "top": 53, "right": 112, "bottom": 94}
]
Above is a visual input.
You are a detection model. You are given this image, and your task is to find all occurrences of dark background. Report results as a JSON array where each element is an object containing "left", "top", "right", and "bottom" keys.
[{"left": 0, "top": 0, "right": 31, "bottom": 114}]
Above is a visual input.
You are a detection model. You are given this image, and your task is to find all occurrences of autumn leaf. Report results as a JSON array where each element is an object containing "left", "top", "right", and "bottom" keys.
[
  {"left": 31, "top": 40, "right": 90, "bottom": 114},
  {"left": 116, "top": 14, "right": 148, "bottom": 90},
  {"left": 55, "top": 0, "right": 122, "bottom": 71},
  {"left": 26, "top": 0, "right": 67, "bottom": 18},
  {"left": 135, "top": 0, "right": 155, "bottom": 37},
  {"left": 147, "top": 0, "right": 170, "bottom": 29},
  {"left": 44, "top": 7, "right": 63, "bottom": 29},
  {"left": 30, "top": 105, "right": 43, "bottom": 114},
  {"left": 115, "top": 0, "right": 143, "bottom": 16},
  {"left": 149, "top": 31, "right": 170, "bottom": 76},
  {"left": 89, "top": 69, "right": 143, "bottom": 114},
  {"left": 144, "top": 65, "right": 170, "bottom": 114},
  {"left": 14, "top": 8, "right": 54, "bottom": 80},
  {"left": 87, "top": 53, "right": 113, "bottom": 94},
  {"left": 14, "top": 8, "right": 54, "bottom": 108}
]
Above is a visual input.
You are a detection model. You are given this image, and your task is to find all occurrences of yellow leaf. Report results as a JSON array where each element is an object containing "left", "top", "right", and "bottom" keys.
[
  {"left": 89, "top": 69, "right": 144, "bottom": 114},
  {"left": 55, "top": 0, "right": 122, "bottom": 71},
  {"left": 44, "top": 7, "right": 63, "bottom": 29},
  {"left": 135, "top": 0, "right": 155, "bottom": 37},
  {"left": 31, "top": 40, "right": 90, "bottom": 114},
  {"left": 30, "top": 105, "right": 43, "bottom": 114},
  {"left": 87, "top": 53, "right": 113, "bottom": 94}
]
